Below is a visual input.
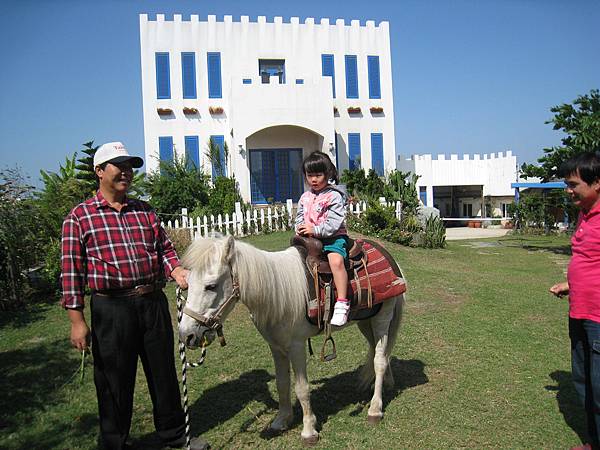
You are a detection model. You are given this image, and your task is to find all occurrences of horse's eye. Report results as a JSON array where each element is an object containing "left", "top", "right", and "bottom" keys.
[{"left": 205, "top": 284, "right": 217, "bottom": 291}]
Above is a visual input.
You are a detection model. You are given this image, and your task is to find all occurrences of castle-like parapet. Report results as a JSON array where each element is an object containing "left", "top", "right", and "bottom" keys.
[
  {"left": 400, "top": 150, "right": 514, "bottom": 162},
  {"left": 139, "top": 13, "right": 388, "bottom": 29}
]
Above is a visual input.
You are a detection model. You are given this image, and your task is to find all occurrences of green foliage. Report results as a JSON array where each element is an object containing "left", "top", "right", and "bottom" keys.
[
  {"left": 144, "top": 156, "right": 211, "bottom": 218},
  {"left": 0, "top": 168, "right": 46, "bottom": 308},
  {"left": 348, "top": 201, "right": 412, "bottom": 246},
  {"left": 207, "top": 176, "right": 244, "bottom": 217},
  {"left": 205, "top": 137, "right": 229, "bottom": 178},
  {"left": 508, "top": 190, "right": 567, "bottom": 234},
  {"left": 340, "top": 168, "right": 385, "bottom": 200},
  {"left": 420, "top": 215, "right": 446, "bottom": 248},
  {"left": 521, "top": 89, "right": 600, "bottom": 181},
  {"left": 383, "top": 170, "right": 420, "bottom": 217}
]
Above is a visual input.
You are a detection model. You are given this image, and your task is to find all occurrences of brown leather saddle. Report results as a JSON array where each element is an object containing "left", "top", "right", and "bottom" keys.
[{"left": 292, "top": 235, "right": 406, "bottom": 326}]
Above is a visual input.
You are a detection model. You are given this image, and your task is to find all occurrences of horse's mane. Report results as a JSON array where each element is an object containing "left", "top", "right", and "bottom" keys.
[{"left": 183, "top": 236, "right": 308, "bottom": 327}]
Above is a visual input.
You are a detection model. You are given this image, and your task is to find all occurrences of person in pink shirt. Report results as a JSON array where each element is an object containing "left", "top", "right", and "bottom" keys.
[
  {"left": 550, "top": 151, "right": 600, "bottom": 450},
  {"left": 295, "top": 151, "right": 351, "bottom": 326}
]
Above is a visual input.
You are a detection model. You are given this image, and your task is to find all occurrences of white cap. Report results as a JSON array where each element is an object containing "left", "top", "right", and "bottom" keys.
[{"left": 93, "top": 142, "right": 143, "bottom": 168}]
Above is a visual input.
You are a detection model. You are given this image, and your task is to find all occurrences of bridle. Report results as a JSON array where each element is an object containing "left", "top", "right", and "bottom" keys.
[{"left": 182, "top": 267, "right": 240, "bottom": 347}]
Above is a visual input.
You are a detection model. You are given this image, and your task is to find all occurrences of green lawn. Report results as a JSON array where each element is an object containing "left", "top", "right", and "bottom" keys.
[{"left": 0, "top": 232, "right": 582, "bottom": 449}]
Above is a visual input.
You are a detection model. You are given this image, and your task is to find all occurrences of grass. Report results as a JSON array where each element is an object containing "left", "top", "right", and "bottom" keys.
[{"left": 0, "top": 232, "right": 583, "bottom": 449}]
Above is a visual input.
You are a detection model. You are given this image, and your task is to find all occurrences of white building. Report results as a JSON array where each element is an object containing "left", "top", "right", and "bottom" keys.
[
  {"left": 139, "top": 14, "right": 396, "bottom": 204},
  {"left": 397, "top": 151, "right": 517, "bottom": 218}
]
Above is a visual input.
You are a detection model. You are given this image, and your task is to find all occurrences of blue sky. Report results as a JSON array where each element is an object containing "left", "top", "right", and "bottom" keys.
[{"left": 1, "top": 0, "right": 598, "bottom": 186}]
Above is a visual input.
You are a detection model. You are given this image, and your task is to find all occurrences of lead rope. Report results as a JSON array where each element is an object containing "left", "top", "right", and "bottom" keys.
[{"left": 176, "top": 287, "right": 206, "bottom": 450}]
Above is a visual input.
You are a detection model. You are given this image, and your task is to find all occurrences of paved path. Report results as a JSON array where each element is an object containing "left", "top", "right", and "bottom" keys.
[{"left": 445, "top": 227, "right": 511, "bottom": 240}]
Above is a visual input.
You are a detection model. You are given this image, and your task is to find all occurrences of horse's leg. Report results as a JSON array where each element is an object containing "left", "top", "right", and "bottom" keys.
[
  {"left": 289, "top": 340, "right": 319, "bottom": 445},
  {"left": 357, "top": 320, "right": 376, "bottom": 391},
  {"left": 365, "top": 301, "right": 398, "bottom": 424},
  {"left": 268, "top": 346, "right": 294, "bottom": 432}
]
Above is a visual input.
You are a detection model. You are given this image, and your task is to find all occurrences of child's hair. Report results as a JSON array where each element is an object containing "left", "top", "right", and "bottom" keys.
[
  {"left": 558, "top": 150, "right": 600, "bottom": 185},
  {"left": 302, "top": 151, "right": 339, "bottom": 183}
]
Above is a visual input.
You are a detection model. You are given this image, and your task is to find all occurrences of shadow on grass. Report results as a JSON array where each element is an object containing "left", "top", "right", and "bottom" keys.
[
  {"left": 500, "top": 237, "right": 572, "bottom": 256},
  {"left": 135, "top": 369, "right": 277, "bottom": 449},
  {"left": 0, "top": 338, "right": 97, "bottom": 447},
  {"left": 546, "top": 370, "right": 587, "bottom": 444},
  {"left": 260, "top": 357, "right": 426, "bottom": 437},
  {"left": 0, "top": 299, "right": 57, "bottom": 330}
]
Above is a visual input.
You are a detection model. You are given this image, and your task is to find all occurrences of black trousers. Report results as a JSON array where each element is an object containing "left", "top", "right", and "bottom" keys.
[{"left": 91, "top": 290, "right": 185, "bottom": 450}]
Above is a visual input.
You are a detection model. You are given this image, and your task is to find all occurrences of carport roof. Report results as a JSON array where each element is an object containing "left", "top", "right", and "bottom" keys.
[{"left": 510, "top": 182, "right": 566, "bottom": 189}]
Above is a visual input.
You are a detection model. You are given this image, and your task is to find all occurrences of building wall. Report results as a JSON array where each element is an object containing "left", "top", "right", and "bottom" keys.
[
  {"left": 398, "top": 151, "right": 517, "bottom": 209},
  {"left": 140, "top": 14, "right": 396, "bottom": 202}
]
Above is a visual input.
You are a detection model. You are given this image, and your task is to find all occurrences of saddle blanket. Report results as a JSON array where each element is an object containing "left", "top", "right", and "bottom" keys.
[{"left": 307, "top": 240, "right": 406, "bottom": 321}]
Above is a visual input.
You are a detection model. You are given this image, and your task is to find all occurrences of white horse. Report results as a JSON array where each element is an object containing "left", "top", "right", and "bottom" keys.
[{"left": 179, "top": 234, "right": 404, "bottom": 445}]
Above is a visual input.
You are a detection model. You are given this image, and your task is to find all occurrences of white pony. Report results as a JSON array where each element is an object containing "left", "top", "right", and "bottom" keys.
[{"left": 179, "top": 234, "right": 404, "bottom": 445}]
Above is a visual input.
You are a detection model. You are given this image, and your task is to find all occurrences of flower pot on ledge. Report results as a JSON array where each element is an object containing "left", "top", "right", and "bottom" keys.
[
  {"left": 209, "top": 106, "right": 224, "bottom": 115},
  {"left": 183, "top": 107, "right": 198, "bottom": 115},
  {"left": 157, "top": 108, "right": 173, "bottom": 116},
  {"left": 347, "top": 106, "right": 361, "bottom": 114},
  {"left": 370, "top": 106, "right": 384, "bottom": 114}
]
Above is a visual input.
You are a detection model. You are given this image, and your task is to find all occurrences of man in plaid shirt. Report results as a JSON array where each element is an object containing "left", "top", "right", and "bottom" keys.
[{"left": 62, "top": 142, "right": 208, "bottom": 450}]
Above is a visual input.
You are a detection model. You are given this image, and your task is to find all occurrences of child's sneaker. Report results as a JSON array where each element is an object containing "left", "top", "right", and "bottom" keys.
[{"left": 330, "top": 300, "right": 350, "bottom": 326}]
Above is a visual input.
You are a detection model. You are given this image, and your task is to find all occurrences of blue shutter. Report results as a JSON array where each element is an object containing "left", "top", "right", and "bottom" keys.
[
  {"left": 181, "top": 52, "right": 197, "bottom": 99},
  {"left": 368, "top": 56, "right": 381, "bottom": 99},
  {"left": 371, "top": 133, "right": 384, "bottom": 176},
  {"left": 321, "top": 54, "right": 336, "bottom": 98},
  {"left": 155, "top": 53, "right": 170, "bottom": 99},
  {"left": 345, "top": 55, "right": 358, "bottom": 99},
  {"left": 207, "top": 52, "right": 222, "bottom": 99},
  {"left": 348, "top": 133, "right": 361, "bottom": 170},
  {"left": 210, "top": 135, "right": 226, "bottom": 179},
  {"left": 158, "top": 137, "right": 173, "bottom": 173},
  {"left": 184, "top": 136, "right": 200, "bottom": 169}
]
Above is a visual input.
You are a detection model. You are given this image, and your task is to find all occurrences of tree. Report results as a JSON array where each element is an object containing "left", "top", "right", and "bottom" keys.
[
  {"left": 0, "top": 168, "right": 45, "bottom": 308},
  {"left": 205, "top": 137, "right": 229, "bottom": 178},
  {"left": 521, "top": 89, "right": 600, "bottom": 181},
  {"left": 143, "top": 156, "right": 211, "bottom": 218}
]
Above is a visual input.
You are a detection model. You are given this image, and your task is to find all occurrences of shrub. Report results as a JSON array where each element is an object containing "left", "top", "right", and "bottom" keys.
[
  {"left": 144, "top": 157, "right": 211, "bottom": 218},
  {"left": 166, "top": 228, "right": 193, "bottom": 255},
  {"left": 0, "top": 168, "right": 47, "bottom": 309},
  {"left": 421, "top": 215, "right": 446, "bottom": 248}
]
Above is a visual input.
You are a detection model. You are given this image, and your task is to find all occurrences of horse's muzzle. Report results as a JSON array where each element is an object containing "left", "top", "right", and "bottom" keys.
[{"left": 182, "top": 327, "right": 215, "bottom": 349}]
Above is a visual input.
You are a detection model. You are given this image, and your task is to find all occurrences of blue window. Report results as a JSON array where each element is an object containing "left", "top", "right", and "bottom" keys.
[
  {"left": 295, "top": 79, "right": 304, "bottom": 84},
  {"left": 242, "top": 78, "right": 252, "bottom": 84},
  {"left": 321, "top": 54, "right": 336, "bottom": 98},
  {"left": 345, "top": 55, "right": 358, "bottom": 99},
  {"left": 371, "top": 133, "right": 384, "bottom": 176},
  {"left": 348, "top": 133, "right": 361, "bottom": 170},
  {"left": 207, "top": 52, "right": 222, "bottom": 99},
  {"left": 184, "top": 136, "right": 200, "bottom": 169},
  {"left": 419, "top": 186, "right": 427, "bottom": 206},
  {"left": 210, "top": 135, "right": 226, "bottom": 178},
  {"left": 250, "top": 149, "right": 303, "bottom": 204},
  {"left": 155, "top": 53, "right": 170, "bottom": 99},
  {"left": 259, "top": 59, "right": 285, "bottom": 84},
  {"left": 158, "top": 137, "right": 173, "bottom": 174},
  {"left": 367, "top": 56, "right": 381, "bottom": 99},
  {"left": 181, "top": 52, "right": 196, "bottom": 99}
]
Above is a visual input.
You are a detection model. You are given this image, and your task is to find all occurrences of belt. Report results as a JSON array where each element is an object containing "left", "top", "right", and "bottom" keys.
[{"left": 93, "top": 282, "right": 166, "bottom": 298}]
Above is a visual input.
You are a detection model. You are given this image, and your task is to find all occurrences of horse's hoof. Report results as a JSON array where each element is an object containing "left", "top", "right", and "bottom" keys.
[
  {"left": 367, "top": 414, "right": 383, "bottom": 425},
  {"left": 302, "top": 434, "right": 319, "bottom": 446}
]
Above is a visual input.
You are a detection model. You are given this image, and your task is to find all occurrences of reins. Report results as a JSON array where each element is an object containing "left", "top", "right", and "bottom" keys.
[
  {"left": 176, "top": 286, "right": 206, "bottom": 450},
  {"left": 175, "top": 269, "right": 240, "bottom": 450}
]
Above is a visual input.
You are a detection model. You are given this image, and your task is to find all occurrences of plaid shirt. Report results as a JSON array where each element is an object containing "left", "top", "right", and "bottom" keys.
[{"left": 61, "top": 191, "right": 180, "bottom": 309}]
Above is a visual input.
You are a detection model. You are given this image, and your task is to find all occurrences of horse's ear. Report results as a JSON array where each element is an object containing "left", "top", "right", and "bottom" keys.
[{"left": 222, "top": 235, "right": 235, "bottom": 264}]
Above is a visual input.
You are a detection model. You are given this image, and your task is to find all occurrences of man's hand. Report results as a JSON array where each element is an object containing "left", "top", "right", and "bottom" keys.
[
  {"left": 550, "top": 281, "right": 569, "bottom": 298},
  {"left": 171, "top": 266, "right": 190, "bottom": 289},
  {"left": 297, "top": 224, "right": 315, "bottom": 237},
  {"left": 68, "top": 309, "right": 90, "bottom": 351}
]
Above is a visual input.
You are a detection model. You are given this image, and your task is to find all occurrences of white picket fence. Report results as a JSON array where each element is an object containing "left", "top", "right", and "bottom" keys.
[{"left": 163, "top": 198, "right": 402, "bottom": 239}]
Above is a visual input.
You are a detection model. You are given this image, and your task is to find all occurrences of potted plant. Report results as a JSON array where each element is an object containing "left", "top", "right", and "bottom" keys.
[
  {"left": 347, "top": 106, "right": 361, "bottom": 114},
  {"left": 370, "top": 106, "right": 384, "bottom": 114},
  {"left": 183, "top": 107, "right": 198, "bottom": 115},
  {"left": 209, "top": 106, "right": 224, "bottom": 115},
  {"left": 157, "top": 108, "right": 173, "bottom": 116}
]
